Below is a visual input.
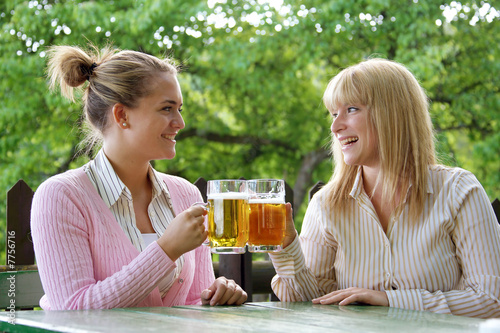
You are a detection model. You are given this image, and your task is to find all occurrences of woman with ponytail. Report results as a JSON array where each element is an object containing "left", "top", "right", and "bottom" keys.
[{"left": 31, "top": 44, "right": 247, "bottom": 310}]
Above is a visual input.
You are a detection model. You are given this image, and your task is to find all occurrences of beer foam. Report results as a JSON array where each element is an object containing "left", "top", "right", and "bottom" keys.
[
  {"left": 207, "top": 192, "right": 249, "bottom": 200},
  {"left": 248, "top": 198, "right": 285, "bottom": 204}
]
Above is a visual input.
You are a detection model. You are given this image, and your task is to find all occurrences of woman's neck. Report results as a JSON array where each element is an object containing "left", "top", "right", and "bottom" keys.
[
  {"left": 362, "top": 165, "right": 404, "bottom": 232},
  {"left": 102, "top": 147, "right": 151, "bottom": 196},
  {"left": 361, "top": 165, "right": 380, "bottom": 198}
]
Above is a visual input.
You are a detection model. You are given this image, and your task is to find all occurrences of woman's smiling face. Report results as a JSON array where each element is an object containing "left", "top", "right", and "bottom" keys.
[
  {"left": 124, "top": 72, "right": 185, "bottom": 162},
  {"left": 330, "top": 103, "right": 379, "bottom": 169}
]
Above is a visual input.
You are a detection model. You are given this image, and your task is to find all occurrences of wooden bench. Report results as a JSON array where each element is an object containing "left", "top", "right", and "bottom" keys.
[{"left": 0, "top": 179, "right": 325, "bottom": 309}]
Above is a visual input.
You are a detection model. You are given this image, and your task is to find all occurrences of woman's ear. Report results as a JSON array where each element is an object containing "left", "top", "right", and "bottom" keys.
[{"left": 111, "top": 103, "right": 128, "bottom": 129}]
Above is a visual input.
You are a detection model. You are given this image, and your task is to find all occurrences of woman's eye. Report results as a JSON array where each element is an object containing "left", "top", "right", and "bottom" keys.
[
  {"left": 162, "top": 107, "right": 172, "bottom": 112},
  {"left": 178, "top": 108, "right": 183, "bottom": 113},
  {"left": 347, "top": 107, "right": 358, "bottom": 113}
]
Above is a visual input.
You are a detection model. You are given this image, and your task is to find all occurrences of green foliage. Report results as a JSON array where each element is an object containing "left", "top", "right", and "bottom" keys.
[{"left": 1, "top": 0, "right": 499, "bottom": 263}]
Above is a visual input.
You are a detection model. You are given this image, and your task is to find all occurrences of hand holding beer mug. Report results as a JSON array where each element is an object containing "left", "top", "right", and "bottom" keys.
[
  {"left": 247, "top": 179, "right": 286, "bottom": 252},
  {"left": 201, "top": 179, "right": 249, "bottom": 254}
]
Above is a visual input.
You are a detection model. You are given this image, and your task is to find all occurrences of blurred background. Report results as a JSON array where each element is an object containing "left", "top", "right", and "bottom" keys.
[{"left": 1, "top": 0, "right": 499, "bottom": 263}]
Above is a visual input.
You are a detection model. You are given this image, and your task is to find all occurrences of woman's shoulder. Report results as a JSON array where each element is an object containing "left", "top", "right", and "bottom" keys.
[
  {"left": 429, "top": 164, "right": 483, "bottom": 193},
  {"left": 36, "top": 167, "right": 89, "bottom": 194},
  {"left": 32, "top": 168, "right": 97, "bottom": 217},
  {"left": 430, "top": 164, "right": 476, "bottom": 181}
]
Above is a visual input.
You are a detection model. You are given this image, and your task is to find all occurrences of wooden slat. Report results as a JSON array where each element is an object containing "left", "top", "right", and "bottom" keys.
[
  {"left": 284, "top": 181, "right": 294, "bottom": 217},
  {"left": 251, "top": 261, "right": 277, "bottom": 295},
  {"left": 492, "top": 198, "right": 500, "bottom": 224},
  {"left": 309, "top": 181, "right": 325, "bottom": 201},
  {"left": 218, "top": 252, "right": 253, "bottom": 300},
  {"left": 6, "top": 180, "right": 35, "bottom": 266},
  {"left": 193, "top": 177, "right": 207, "bottom": 202}
]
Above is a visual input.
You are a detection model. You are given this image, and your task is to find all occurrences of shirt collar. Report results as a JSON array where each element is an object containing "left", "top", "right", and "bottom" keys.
[
  {"left": 91, "top": 149, "right": 130, "bottom": 208},
  {"left": 148, "top": 165, "right": 174, "bottom": 211},
  {"left": 349, "top": 166, "right": 364, "bottom": 199},
  {"left": 349, "top": 166, "right": 434, "bottom": 199},
  {"left": 90, "top": 149, "right": 174, "bottom": 210}
]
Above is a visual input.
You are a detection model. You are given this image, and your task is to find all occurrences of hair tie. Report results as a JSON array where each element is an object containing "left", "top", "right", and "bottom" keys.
[{"left": 83, "top": 63, "right": 98, "bottom": 81}]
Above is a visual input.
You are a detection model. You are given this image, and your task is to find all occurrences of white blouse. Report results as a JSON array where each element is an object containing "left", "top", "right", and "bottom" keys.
[
  {"left": 84, "top": 149, "right": 183, "bottom": 296},
  {"left": 270, "top": 165, "right": 500, "bottom": 318}
]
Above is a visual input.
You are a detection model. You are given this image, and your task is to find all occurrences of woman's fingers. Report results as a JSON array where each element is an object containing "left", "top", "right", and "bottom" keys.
[
  {"left": 204, "top": 277, "right": 247, "bottom": 306},
  {"left": 312, "top": 288, "right": 389, "bottom": 307}
]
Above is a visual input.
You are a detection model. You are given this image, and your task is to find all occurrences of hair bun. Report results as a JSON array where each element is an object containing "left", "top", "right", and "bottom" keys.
[{"left": 81, "top": 62, "right": 98, "bottom": 81}]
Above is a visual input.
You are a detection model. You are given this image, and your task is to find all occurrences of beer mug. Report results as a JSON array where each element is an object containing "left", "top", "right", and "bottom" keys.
[
  {"left": 247, "top": 179, "right": 286, "bottom": 253},
  {"left": 202, "top": 179, "right": 249, "bottom": 254}
]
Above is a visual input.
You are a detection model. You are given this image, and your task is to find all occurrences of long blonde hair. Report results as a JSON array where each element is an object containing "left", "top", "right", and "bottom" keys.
[
  {"left": 46, "top": 44, "right": 179, "bottom": 152},
  {"left": 322, "top": 58, "right": 436, "bottom": 219}
]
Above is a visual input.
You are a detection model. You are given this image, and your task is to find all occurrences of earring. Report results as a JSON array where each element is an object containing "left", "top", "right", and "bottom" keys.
[{"left": 122, "top": 123, "right": 127, "bottom": 127}]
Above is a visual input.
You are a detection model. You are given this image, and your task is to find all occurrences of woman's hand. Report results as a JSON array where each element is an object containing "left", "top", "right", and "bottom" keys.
[
  {"left": 312, "top": 287, "right": 389, "bottom": 307},
  {"left": 201, "top": 277, "right": 247, "bottom": 306},
  {"left": 157, "top": 205, "right": 208, "bottom": 261},
  {"left": 282, "top": 202, "right": 297, "bottom": 248}
]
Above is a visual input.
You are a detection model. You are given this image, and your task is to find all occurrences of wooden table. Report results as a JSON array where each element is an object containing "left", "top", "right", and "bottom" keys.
[{"left": 0, "top": 302, "right": 495, "bottom": 332}]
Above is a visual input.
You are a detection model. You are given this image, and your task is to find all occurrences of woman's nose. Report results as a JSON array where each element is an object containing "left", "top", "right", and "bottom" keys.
[
  {"left": 173, "top": 111, "right": 185, "bottom": 129},
  {"left": 331, "top": 114, "right": 345, "bottom": 133}
]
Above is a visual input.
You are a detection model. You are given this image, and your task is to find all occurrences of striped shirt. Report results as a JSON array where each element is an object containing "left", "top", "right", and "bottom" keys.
[
  {"left": 84, "top": 149, "right": 183, "bottom": 295},
  {"left": 270, "top": 165, "right": 500, "bottom": 318}
]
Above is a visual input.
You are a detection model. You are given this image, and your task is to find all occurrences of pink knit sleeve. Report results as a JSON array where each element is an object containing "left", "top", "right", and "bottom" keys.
[
  {"left": 31, "top": 177, "right": 175, "bottom": 310},
  {"left": 185, "top": 244, "right": 216, "bottom": 305},
  {"left": 161, "top": 175, "right": 216, "bottom": 305}
]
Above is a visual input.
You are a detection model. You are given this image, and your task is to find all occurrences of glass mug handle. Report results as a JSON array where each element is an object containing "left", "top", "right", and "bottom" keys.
[{"left": 192, "top": 202, "right": 211, "bottom": 246}]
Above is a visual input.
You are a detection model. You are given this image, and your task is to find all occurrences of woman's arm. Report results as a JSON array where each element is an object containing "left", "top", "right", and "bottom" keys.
[
  {"left": 400, "top": 173, "right": 500, "bottom": 318},
  {"left": 325, "top": 172, "right": 500, "bottom": 318},
  {"left": 184, "top": 240, "right": 216, "bottom": 305},
  {"left": 31, "top": 178, "right": 175, "bottom": 310},
  {"left": 270, "top": 195, "right": 338, "bottom": 301}
]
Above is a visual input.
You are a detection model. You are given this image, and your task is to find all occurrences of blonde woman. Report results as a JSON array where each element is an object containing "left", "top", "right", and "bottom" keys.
[
  {"left": 270, "top": 58, "right": 500, "bottom": 318},
  {"left": 31, "top": 45, "right": 247, "bottom": 310}
]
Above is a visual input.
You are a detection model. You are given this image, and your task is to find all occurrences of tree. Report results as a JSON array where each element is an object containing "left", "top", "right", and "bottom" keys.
[{"left": 1, "top": 0, "right": 498, "bottom": 262}]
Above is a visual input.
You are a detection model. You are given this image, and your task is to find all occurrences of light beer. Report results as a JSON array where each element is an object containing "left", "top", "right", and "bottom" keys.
[
  {"left": 207, "top": 192, "right": 249, "bottom": 252},
  {"left": 248, "top": 198, "right": 286, "bottom": 252}
]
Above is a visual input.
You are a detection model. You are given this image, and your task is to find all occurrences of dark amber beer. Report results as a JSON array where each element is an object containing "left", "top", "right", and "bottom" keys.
[
  {"left": 248, "top": 199, "right": 286, "bottom": 252},
  {"left": 247, "top": 179, "right": 286, "bottom": 252}
]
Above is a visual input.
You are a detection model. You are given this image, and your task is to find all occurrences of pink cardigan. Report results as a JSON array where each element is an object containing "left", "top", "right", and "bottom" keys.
[{"left": 31, "top": 167, "right": 215, "bottom": 310}]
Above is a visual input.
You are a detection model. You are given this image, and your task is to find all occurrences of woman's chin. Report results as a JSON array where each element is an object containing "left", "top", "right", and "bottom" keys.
[{"left": 153, "top": 151, "right": 176, "bottom": 161}]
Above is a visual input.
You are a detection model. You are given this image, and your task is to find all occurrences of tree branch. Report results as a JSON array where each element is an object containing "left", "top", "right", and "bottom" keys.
[
  {"left": 293, "top": 147, "right": 331, "bottom": 210},
  {"left": 177, "top": 128, "right": 294, "bottom": 150}
]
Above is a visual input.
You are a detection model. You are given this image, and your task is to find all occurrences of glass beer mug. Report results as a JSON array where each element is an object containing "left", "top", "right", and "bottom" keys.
[
  {"left": 203, "top": 179, "right": 249, "bottom": 254},
  {"left": 247, "top": 179, "right": 286, "bottom": 253}
]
